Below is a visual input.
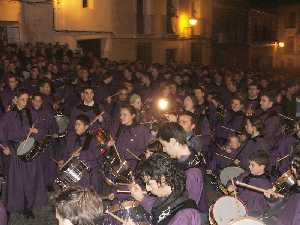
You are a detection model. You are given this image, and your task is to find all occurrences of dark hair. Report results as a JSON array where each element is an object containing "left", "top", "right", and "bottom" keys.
[
  {"left": 39, "top": 79, "right": 51, "bottom": 88},
  {"left": 120, "top": 104, "right": 136, "bottom": 116},
  {"left": 249, "top": 150, "right": 269, "bottom": 166},
  {"left": 55, "top": 186, "right": 103, "bottom": 225},
  {"left": 146, "top": 140, "right": 163, "bottom": 154},
  {"left": 139, "top": 152, "right": 186, "bottom": 196},
  {"left": 15, "top": 88, "right": 29, "bottom": 98},
  {"left": 158, "top": 122, "right": 187, "bottom": 145},
  {"left": 179, "top": 111, "right": 197, "bottom": 126},
  {"left": 31, "top": 92, "right": 44, "bottom": 100},
  {"left": 247, "top": 117, "right": 264, "bottom": 133},
  {"left": 248, "top": 82, "right": 260, "bottom": 90},
  {"left": 75, "top": 114, "right": 90, "bottom": 126},
  {"left": 261, "top": 90, "right": 276, "bottom": 103},
  {"left": 184, "top": 95, "right": 198, "bottom": 108},
  {"left": 81, "top": 85, "right": 94, "bottom": 93}
]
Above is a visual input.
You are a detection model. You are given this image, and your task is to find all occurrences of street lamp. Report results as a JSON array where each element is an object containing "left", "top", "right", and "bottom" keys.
[
  {"left": 189, "top": 18, "right": 198, "bottom": 26},
  {"left": 278, "top": 42, "right": 285, "bottom": 48}
]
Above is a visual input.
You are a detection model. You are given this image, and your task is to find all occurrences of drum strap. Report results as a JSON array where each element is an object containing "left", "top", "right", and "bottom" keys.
[{"left": 152, "top": 195, "right": 198, "bottom": 225}]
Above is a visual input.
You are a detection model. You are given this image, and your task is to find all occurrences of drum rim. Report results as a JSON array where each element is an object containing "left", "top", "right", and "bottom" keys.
[
  {"left": 212, "top": 196, "right": 247, "bottom": 225},
  {"left": 228, "top": 216, "right": 266, "bottom": 225}
]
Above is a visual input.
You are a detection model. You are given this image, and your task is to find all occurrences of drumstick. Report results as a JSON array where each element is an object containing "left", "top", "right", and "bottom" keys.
[
  {"left": 116, "top": 190, "right": 147, "bottom": 194},
  {"left": 89, "top": 111, "right": 104, "bottom": 127},
  {"left": 220, "top": 126, "right": 242, "bottom": 135},
  {"left": 125, "top": 149, "right": 141, "bottom": 161},
  {"left": 277, "top": 154, "right": 290, "bottom": 162},
  {"left": 60, "top": 147, "right": 82, "bottom": 170},
  {"left": 215, "top": 152, "right": 235, "bottom": 161},
  {"left": 50, "top": 157, "right": 59, "bottom": 165},
  {"left": 108, "top": 92, "right": 121, "bottom": 98},
  {"left": 235, "top": 181, "right": 284, "bottom": 198},
  {"left": 105, "top": 210, "right": 125, "bottom": 223},
  {"left": 110, "top": 135, "right": 122, "bottom": 161}
]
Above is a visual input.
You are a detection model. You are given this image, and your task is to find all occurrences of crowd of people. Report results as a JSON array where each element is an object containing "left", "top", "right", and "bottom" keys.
[{"left": 0, "top": 41, "right": 300, "bottom": 225}]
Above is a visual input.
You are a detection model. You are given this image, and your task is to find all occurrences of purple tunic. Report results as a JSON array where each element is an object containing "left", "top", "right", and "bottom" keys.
[
  {"left": 0, "top": 109, "right": 47, "bottom": 213},
  {"left": 235, "top": 171, "right": 272, "bottom": 216},
  {"left": 275, "top": 191, "right": 300, "bottom": 225},
  {"left": 0, "top": 202, "right": 7, "bottom": 225},
  {"left": 0, "top": 88, "right": 16, "bottom": 110}
]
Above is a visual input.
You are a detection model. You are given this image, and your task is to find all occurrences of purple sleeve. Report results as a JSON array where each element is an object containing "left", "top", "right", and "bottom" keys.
[
  {"left": 185, "top": 168, "right": 203, "bottom": 205},
  {"left": 168, "top": 209, "right": 202, "bottom": 225},
  {"left": 140, "top": 195, "right": 156, "bottom": 213}
]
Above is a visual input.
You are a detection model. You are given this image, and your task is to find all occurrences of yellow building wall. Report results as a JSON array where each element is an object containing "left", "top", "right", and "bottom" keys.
[{"left": 0, "top": 1, "right": 21, "bottom": 22}]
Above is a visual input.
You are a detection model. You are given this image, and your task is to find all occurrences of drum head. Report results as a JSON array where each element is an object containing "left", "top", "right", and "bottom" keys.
[
  {"left": 229, "top": 217, "right": 266, "bottom": 225},
  {"left": 220, "top": 166, "right": 245, "bottom": 186},
  {"left": 55, "top": 114, "right": 69, "bottom": 134},
  {"left": 212, "top": 196, "right": 247, "bottom": 225},
  {"left": 17, "top": 137, "right": 35, "bottom": 156}
]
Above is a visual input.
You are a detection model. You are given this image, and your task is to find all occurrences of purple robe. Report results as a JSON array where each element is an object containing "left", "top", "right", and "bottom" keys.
[
  {"left": 62, "top": 131, "right": 102, "bottom": 193},
  {"left": 275, "top": 191, "right": 300, "bottom": 225},
  {"left": 0, "top": 109, "right": 47, "bottom": 213},
  {"left": 235, "top": 171, "right": 272, "bottom": 216},
  {"left": 209, "top": 148, "right": 239, "bottom": 173},
  {"left": 0, "top": 202, "right": 7, "bottom": 225},
  {"left": 109, "top": 123, "right": 154, "bottom": 168},
  {"left": 237, "top": 135, "right": 270, "bottom": 170},
  {"left": 0, "top": 88, "right": 16, "bottom": 110}
]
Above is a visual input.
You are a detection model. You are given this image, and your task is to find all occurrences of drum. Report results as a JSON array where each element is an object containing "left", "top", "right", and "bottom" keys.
[
  {"left": 273, "top": 169, "right": 296, "bottom": 195},
  {"left": 209, "top": 196, "right": 247, "bottom": 225},
  {"left": 103, "top": 200, "right": 152, "bottom": 225},
  {"left": 17, "top": 137, "right": 42, "bottom": 161},
  {"left": 55, "top": 114, "right": 69, "bottom": 137},
  {"left": 220, "top": 166, "right": 245, "bottom": 186},
  {"left": 229, "top": 216, "right": 266, "bottom": 225},
  {"left": 54, "top": 158, "right": 90, "bottom": 190}
]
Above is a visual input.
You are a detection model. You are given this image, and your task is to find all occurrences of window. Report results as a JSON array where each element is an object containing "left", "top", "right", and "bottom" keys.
[
  {"left": 285, "top": 12, "right": 296, "bottom": 28},
  {"left": 82, "top": 0, "right": 88, "bottom": 8}
]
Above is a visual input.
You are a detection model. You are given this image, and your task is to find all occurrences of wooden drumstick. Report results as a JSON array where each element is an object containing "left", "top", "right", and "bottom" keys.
[
  {"left": 89, "top": 111, "right": 104, "bottom": 127},
  {"left": 215, "top": 152, "right": 235, "bottom": 161},
  {"left": 125, "top": 149, "right": 141, "bottom": 161},
  {"left": 60, "top": 147, "right": 82, "bottom": 170},
  {"left": 50, "top": 157, "right": 59, "bottom": 165},
  {"left": 116, "top": 190, "right": 147, "bottom": 194},
  {"left": 105, "top": 210, "right": 125, "bottom": 223},
  {"left": 235, "top": 181, "right": 284, "bottom": 198},
  {"left": 277, "top": 154, "right": 290, "bottom": 162},
  {"left": 108, "top": 92, "right": 121, "bottom": 98}
]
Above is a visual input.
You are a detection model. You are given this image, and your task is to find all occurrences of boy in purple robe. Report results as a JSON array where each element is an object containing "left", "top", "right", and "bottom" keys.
[
  {"left": 228, "top": 150, "right": 272, "bottom": 216},
  {"left": 58, "top": 114, "right": 102, "bottom": 193},
  {"left": 0, "top": 89, "right": 47, "bottom": 217},
  {"left": 0, "top": 74, "right": 19, "bottom": 111},
  {"left": 236, "top": 117, "right": 270, "bottom": 170},
  {"left": 130, "top": 152, "right": 202, "bottom": 225}
]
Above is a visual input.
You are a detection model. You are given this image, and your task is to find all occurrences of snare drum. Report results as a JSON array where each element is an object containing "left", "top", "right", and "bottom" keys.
[
  {"left": 229, "top": 216, "right": 266, "bottom": 225},
  {"left": 103, "top": 200, "right": 151, "bottom": 225},
  {"left": 54, "top": 158, "right": 90, "bottom": 189},
  {"left": 220, "top": 166, "right": 245, "bottom": 186},
  {"left": 17, "top": 137, "right": 42, "bottom": 161},
  {"left": 209, "top": 196, "right": 247, "bottom": 225}
]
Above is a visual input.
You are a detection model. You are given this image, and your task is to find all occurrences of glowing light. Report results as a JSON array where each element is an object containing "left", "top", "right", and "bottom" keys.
[
  {"left": 189, "top": 18, "right": 198, "bottom": 26},
  {"left": 278, "top": 42, "right": 285, "bottom": 48},
  {"left": 158, "top": 98, "right": 169, "bottom": 111},
  {"left": 178, "top": 14, "right": 189, "bottom": 35}
]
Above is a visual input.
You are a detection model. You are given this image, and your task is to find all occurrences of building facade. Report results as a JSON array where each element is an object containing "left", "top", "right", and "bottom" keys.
[
  {"left": 276, "top": 3, "right": 300, "bottom": 70},
  {"left": 0, "top": 0, "right": 213, "bottom": 65}
]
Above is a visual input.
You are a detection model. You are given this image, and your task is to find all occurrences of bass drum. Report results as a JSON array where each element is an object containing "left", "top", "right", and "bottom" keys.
[
  {"left": 102, "top": 200, "right": 152, "bottom": 225},
  {"left": 229, "top": 217, "right": 266, "bottom": 225},
  {"left": 209, "top": 196, "right": 247, "bottom": 225}
]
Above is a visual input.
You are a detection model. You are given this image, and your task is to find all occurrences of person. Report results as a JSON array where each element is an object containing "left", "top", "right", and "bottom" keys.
[
  {"left": 227, "top": 150, "right": 272, "bottom": 216},
  {"left": 58, "top": 114, "right": 102, "bottom": 193},
  {"left": 55, "top": 186, "right": 104, "bottom": 225},
  {"left": 262, "top": 149, "right": 300, "bottom": 225},
  {"left": 108, "top": 105, "right": 153, "bottom": 169},
  {"left": 130, "top": 152, "right": 202, "bottom": 225},
  {"left": 236, "top": 117, "right": 270, "bottom": 170},
  {"left": 0, "top": 89, "right": 47, "bottom": 217},
  {"left": 157, "top": 122, "right": 208, "bottom": 218}
]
